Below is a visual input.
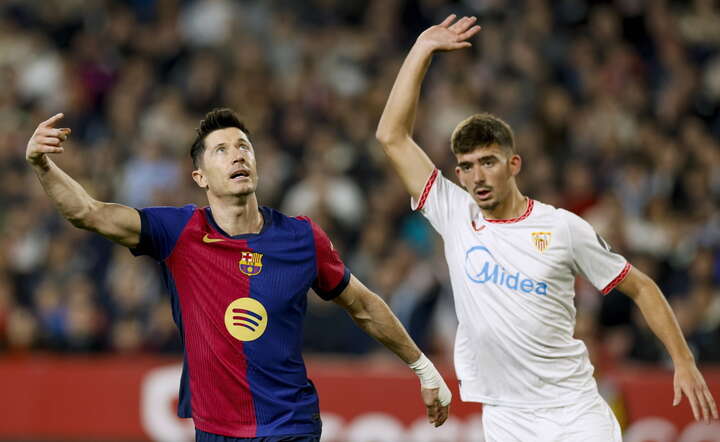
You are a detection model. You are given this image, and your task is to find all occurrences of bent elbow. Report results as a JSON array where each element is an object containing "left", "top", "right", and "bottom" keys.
[
  {"left": 375, "top": 130, "right": 409, "bottom": 151},
  {"left": 375, "top": 123, "right": 403, "bottom": 146}
]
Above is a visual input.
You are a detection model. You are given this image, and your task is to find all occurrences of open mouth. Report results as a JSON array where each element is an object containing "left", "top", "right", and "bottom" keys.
[
  {"left": 230, "top": 170, "right": 250, "bottom": 181},
  {"left": 475, "top": 189, "right": 492, "bottom": 200}
]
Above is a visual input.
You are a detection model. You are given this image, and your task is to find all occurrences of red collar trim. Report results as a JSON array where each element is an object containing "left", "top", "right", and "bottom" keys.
[{"left": 484, "top": 199, "right": 534, "bottom": 224}]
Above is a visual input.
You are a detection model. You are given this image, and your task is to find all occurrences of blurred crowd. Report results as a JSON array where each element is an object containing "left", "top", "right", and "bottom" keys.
[{"left": 0, "top": 0, "right": 719, "bottom": 369}]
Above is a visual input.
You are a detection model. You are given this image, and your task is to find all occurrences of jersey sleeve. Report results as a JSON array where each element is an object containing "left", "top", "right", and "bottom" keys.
[
  {"left": 560, "top": 209, "right": 632, "bottom": 295},
  {"left": 129, "top": 205, "right": 196, "bottom": 262},
  {"left": 411, "top": 169, "right": 470, "bottom": 236},
  {"left": 301, "top": 217, "right": 351, "bottom": 301}
]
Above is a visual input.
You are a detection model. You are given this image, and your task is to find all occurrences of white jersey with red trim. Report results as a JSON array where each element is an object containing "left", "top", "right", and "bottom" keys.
[{"left": 413, "top": 170, "right": 631, "bottom": 407}]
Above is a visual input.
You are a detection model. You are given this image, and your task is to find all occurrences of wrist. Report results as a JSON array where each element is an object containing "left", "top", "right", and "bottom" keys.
[
  {"left": 28, "top": 154, "right": 50, "bottom": 171},
  {"left": 409, "top": 353, "right": 441, "bottom": 388},
  {"left": 673, "top": 354, "right": 696, "bottom": 368},
  {"left": 410, "top": 41, "right": 436, "bottom": 57}
]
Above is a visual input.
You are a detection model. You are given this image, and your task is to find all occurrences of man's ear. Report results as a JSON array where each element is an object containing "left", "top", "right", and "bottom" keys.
[
  {"left": 509, "top": 154, "right": 522, "bottom": 177},
  {"left": 454, "top": 165, "right": 466, "bottom": 190},
  {"left": 192, "top": 169, "right": 208, "bottom": 189}
]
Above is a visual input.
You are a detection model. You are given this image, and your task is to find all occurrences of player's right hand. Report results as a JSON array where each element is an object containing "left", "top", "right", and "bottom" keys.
[
  {"left": 422, "top": 384, "right": 451, "bottom": 427},
  {"left": 415, "top": 14, "right": 482, "bottom": 53},
  {"left": 26, "top": 113, "right": 71, "bottom": 167}
]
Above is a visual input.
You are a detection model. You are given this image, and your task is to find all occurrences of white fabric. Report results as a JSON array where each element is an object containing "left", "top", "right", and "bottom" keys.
[
  {"left": 409, "top": 353, "right": 452, "bottom": 406},
  {"left": 412, "top": 171, "right": 629, "bottom": 408},
  {"left": 482, "top": 392, "right": 622, "bottom": 441}
]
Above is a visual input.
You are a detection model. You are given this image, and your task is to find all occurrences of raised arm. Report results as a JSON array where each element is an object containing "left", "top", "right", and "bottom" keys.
[
  {"left": 375, "top": 15, "right": 481, "bottom": 200},
  {"left": 334, "top": 275, "right": 452, "bottom": 427},
  {"left": 618, "top": 267, "right": 718, "bottom": 423},
  {"left": 26, "top": 113, "right": 141, "bottom": 248}
]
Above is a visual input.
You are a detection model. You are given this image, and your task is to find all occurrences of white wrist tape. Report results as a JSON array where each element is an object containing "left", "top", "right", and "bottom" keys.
[{"left": 409, "top": 353, "right": 452, "bottom": 406}]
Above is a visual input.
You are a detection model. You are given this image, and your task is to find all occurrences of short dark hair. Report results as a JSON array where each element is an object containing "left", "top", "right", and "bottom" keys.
[
  {"left": 190, "top": 108, "right": 250, "bottom": 168},
  {"left": 450, "top": 113, "right": 516, "bottom": 156}
]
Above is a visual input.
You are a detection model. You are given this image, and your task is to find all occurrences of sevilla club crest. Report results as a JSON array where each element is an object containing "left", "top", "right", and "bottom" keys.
[{"left": 531, "top": 232, "right": 552, "bottom": 253}]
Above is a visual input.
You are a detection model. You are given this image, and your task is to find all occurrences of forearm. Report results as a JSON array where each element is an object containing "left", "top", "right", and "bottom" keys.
[
  {"left": 30, "top": 156, "right": 99, "bottom": 228},
  {"left": 633, "top": 282, "right": 695, "bottom": 365},
  {"left": 376, "top": 43, "right": 434, "bottom": 143},
  {"left": 347, "top": 293, "right": 421, "bottom": 364}
]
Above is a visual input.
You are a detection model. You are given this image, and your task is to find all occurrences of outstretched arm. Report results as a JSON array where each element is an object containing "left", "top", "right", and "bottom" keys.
[
  {"left": 334, "top": 275, "right": 452, "bottom": 427},
  {"left": 618, "top": 267, "right": 718, "bottom": 423},
  {"left": 26, "top": 113, "right": 141, "bottom": 247},
  {"left": 375, "top": 15, "right": 481, "bottom": 200}
]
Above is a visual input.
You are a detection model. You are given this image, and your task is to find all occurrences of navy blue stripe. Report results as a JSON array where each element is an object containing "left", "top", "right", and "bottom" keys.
[{"left": 314, "top": 267, "right": 351, "bottom": 301}]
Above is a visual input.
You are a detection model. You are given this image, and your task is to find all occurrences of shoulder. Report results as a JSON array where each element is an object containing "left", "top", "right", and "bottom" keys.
[
  {"left": 553, "top": 206, "right": 593, "bottom": 230},
  {"left": 529, "top": 200, "right": 580, "bottom": 226},
  {"left": 140, "top": 203, "right": 198, "bottom": 214},
  {"left": 263, "top": 207, "right": 311, "bottom": 227},
  {"left": 139, "top": 204, "right": 198, "bottom": 222},
  {"left": 525, "top": 201, "right": 583, "bottom": 241},
  {"left": 261, "top": 206, "right": 318, "bottom": 236}
]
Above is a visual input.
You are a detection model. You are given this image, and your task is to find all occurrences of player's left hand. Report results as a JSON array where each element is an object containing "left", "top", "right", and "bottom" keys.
[
  {"left": 421, "top": 386, "right": 450, "bottom": 427},
  {"left": 673, "top": 362, "right": 718, "bottom": 423},
  {"left": 415, "top": 14, "right": 482, "bottom": 54}
]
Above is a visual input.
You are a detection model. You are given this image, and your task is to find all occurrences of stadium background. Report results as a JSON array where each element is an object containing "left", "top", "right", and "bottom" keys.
[{"left": 0, "top": 0, "right": 719, "bottom": 440}]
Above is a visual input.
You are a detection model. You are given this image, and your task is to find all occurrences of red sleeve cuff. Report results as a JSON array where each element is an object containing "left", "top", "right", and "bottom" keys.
[
  {"left": 601, "top": 262, "right": 632, "bottom": 295},
  {"left": 415, "top": 168, "right": 439, "bottom": 211}
]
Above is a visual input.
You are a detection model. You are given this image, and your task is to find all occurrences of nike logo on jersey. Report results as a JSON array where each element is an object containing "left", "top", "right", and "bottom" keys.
[{"left": 202, "top": 234, "right": 225, "bottom": 243}]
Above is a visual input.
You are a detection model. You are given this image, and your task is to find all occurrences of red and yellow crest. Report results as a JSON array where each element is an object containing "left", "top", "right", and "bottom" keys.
[
  {"left": 239, "top": 251, "right": 263, "bottom": 276},
  {"left": 531, "top": 232, "right": 552, "bottom": 253}
]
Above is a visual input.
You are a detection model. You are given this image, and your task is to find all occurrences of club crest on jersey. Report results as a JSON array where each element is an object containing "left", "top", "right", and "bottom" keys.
[
  {"left": 239, "top": 251, "right": 263, "bottom": 276},
  {"left": 532, "top": 232, "right": 552, "bottom": 253}
]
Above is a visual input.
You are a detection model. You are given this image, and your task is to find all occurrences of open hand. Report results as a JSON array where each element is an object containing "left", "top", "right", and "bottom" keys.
[
  {"left": 416, "top": 14, "right": 482, "bottom": 53},
  {"left": 26, "top": 113, "right": 71, "bottom": 167},
  {"left": 674, "top": 362, "right": 718, "bottom": 423}
]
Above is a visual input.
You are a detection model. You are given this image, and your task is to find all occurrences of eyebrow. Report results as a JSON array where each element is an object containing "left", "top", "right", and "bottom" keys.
[
  {"left": 212, "top": 138, "right": 251, "bottom": 150},
  {"left": 458, "top": 155, "right": 499, "bottom": 165}
]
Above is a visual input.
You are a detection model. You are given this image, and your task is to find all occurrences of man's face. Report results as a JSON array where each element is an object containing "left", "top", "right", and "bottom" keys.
[
  {"left": 192, "top": 127, "right": 258, "bottom": 197},
  {"left": 454, "top": 144, "right": 521, "bottom": 211}
]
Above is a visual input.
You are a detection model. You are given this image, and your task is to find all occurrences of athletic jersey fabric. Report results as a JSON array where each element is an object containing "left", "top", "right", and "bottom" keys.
[
  {"left": 131, "top": 205, "right": 350, "bottom": 437},
  {"left": 413, "top": 170, "right": 630, "bottom": 408}
]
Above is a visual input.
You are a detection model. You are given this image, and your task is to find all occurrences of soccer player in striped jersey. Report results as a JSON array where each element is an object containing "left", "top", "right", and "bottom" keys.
[
  {"left": 375, "top": 14, "right": 718, "bottom": 441},
  {"left": 26, "top": 108, "right": 452, "bottom": 442}
]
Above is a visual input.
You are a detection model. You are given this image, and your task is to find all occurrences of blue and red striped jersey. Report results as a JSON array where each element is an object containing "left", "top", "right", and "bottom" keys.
[{"left": 130, "top": 205, "right": 350, "bottom": 438}]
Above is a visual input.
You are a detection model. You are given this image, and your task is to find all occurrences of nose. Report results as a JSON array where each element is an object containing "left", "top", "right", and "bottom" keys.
[
  {"left": 231, "top": 146, "right": 246, "bottom": 164},
  {"left": 472, "top": 164, "right": 486, "bottom": 184}
]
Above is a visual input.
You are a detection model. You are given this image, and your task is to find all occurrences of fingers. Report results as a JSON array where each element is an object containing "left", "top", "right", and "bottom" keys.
[
  {"left": 705, "top": 388, "right": 719, "bottom": 420},
  {"left": 697, "top": 387, "right": 710, "bottom": 423},
  {"left": 449, "top": 16, "right": 477, "bottom": 34},
  {"left": 34, "top": 143, "right": 64, "bottom": 154},
  {"left": 426, "top": 400, "right": 439, "bottom": 425},
  {"left": 426, "top": 400, "right": 449, "bottom": 427},
  {"left": 694, "top": 384, "right": 716, "bottom": 423},
  {"left": 451, "top": 42, "right": 472, "bottom": 50},
  {"left": 673, "top": 381, "right": 681, "bottom": 406},
  {"left": 35, "top": 127, "right": 71, "bottom": 139},
  {"left": 685, "top": 386, "right": 701, "bottom": 421},
  {"left": 439, "top": 14, "right": 456, "bottom": 28},
  {"left": 40, "top": 113, "right": 64, "bottom": 128},
  {"left": 458, "top": 24, "right": 482, "bottom": 41},
  {"left": 435, "top": 404, "right": 449, "bottom": 427},
  {"left": 37, "top": 136, "right": 62, "bottom": 146}
]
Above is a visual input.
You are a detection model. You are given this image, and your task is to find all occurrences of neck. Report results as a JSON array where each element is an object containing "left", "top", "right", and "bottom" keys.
[
  {"left": 207, "top": 193, "right": 263, "bottom": 236},
  {"left": 482, "top": 186, "right": 527, "bottom": 220}
]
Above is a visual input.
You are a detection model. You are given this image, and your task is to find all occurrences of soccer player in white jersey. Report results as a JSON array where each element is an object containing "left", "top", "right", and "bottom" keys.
[{"left": 375, "top": 14, "right": 718, "bottom": 441}]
